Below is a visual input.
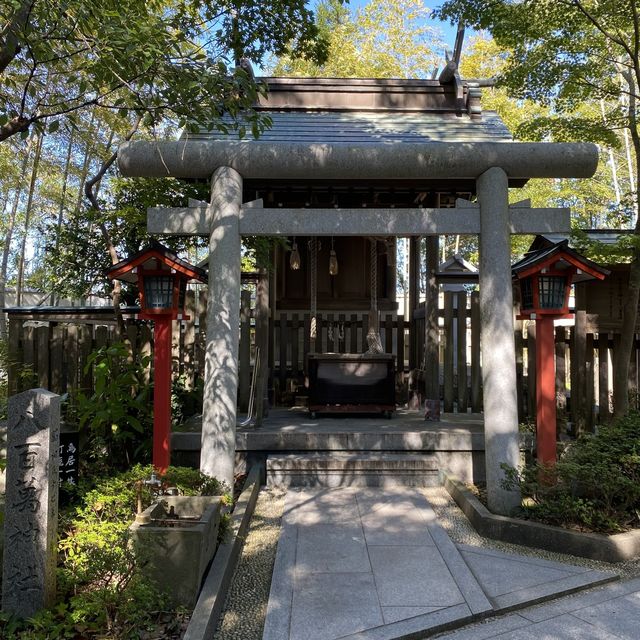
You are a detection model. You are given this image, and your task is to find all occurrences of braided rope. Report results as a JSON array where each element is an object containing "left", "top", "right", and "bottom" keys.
[
  {"left": 366, "top": 238, "right": 383, "bottom": 354},
  {"left": 370, "top": 238, "right": 378, "bottom": 312},
  {"left": 310, "top": 237, "right": 317, "bottom": 343}
]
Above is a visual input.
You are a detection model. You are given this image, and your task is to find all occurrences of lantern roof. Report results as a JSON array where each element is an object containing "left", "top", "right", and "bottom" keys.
[
  {"left": 512, "top": 238, "right": 609, "bottom": 282},
  {"left": 107, "top": 241, "right": 207, "bottom": 284}
]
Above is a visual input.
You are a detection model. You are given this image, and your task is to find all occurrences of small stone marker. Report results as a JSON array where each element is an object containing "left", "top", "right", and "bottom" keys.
[{"left": 2, "top": 389, "right": 60, "bottom": 618}]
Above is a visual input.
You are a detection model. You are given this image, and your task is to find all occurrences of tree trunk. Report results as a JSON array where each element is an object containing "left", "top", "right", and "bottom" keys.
[
  {"left": 0, "top": 140, "right": 31, "bottom": 337},
  {"left": 16, "top": 131, "right": 44, "bottom": 306},
  {"left": 0, "top": 0, "right": 32, "bottom": 75},
  {"left": 74, "top": 110, "right": 97, "bottom": 213},
  {"left": 613, "top": 72, "right": 640, "bottom": 417},
  {"left": 84, "top": 116, "right": 141, "bottom": 342},
  {"left": 49, "top": 129, "right": 75, "bottom": 306}
]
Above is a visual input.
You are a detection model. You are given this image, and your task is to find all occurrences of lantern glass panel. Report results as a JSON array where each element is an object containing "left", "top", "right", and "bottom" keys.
[
  {"left": 520, "top": 277, "right": 534, "bottom": 310},
  {"left": 144, "top": 275, "right": 174, "bottom": 309},
  {"left": 538, "top": 275, "right": 567, "bottom": 309}
]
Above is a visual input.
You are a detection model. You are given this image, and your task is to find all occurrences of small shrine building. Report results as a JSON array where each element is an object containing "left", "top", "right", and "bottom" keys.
[{"left": 117, "top": 75, "right": 598, "bottom": 514}]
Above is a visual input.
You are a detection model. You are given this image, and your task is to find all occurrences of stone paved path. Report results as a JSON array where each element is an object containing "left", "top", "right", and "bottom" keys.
[
  {"left": 436, "top": 576, "right": 640, "bottom": 639},
  {"left": 262, "top": 488, "right": 616, "bottom": 640}
]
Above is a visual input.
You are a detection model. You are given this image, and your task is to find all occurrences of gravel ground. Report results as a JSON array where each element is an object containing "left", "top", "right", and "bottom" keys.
[
  {"left": 422, "top": 486, "right": 640, "bottom": 579},
  {"left": 211, "top": 486, "right": 286, "bottom": 640}
]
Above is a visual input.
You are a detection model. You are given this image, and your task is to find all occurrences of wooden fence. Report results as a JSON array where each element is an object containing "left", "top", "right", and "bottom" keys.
[{"left": 6, "top": 289, "right": 640, "bottom": 428}]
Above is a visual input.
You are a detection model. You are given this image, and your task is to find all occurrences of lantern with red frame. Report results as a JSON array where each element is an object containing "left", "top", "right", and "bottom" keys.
[
  {"left": 107, "top": 242, "right": 206, "bottom": 471},
  {"left": 512, "top": 239, "right": 609, "bottom": 465}
]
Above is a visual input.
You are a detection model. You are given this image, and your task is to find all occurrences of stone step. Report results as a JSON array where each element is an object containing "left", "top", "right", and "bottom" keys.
[{"left": 266, "top": 453, "right": 440, "bottom": 488}]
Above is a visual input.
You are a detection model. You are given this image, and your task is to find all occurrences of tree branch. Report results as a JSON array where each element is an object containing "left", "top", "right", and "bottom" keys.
[
  {"left": 84, "top": 114, "right": 142, "bottom": 341},
  {"left": 0, "top": 0, "right": 33, "bottom": 75},
  {"left": 570, "top": 0, "right": 634, "bottom": 60}
]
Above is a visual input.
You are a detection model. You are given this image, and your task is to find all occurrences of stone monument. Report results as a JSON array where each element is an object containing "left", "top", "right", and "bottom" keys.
[{"left": 2, "top": 389, "right": 60, "bottom": 618}]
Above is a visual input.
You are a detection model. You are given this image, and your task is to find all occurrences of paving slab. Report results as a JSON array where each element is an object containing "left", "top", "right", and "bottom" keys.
[
  {"left": 262, "top": 487, "right": 618, "bottom": 640},
  {"left": 458, "top": 544, "right": 616, "bottom": 612},
  {"left": 369, "top": 545, "right": 465, "bottom": 608}
]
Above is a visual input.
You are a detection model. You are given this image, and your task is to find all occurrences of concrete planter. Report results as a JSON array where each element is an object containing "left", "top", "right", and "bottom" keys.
[
  {"left": 130, "top": 495, "right": 223, "bottom": 607},
  {"left": 442, "top": 471, "right": 640, "bottom": 563}
]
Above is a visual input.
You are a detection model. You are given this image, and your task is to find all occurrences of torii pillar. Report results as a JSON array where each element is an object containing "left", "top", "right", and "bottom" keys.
[
  {"left": 200, "top": 166, "right": 243, "bottom": 487},
  {"left": 477, "top": 167, "right": 520, "bottom": 514}
]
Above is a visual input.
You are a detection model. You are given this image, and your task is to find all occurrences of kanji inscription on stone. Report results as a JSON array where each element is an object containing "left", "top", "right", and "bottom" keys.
[{"left": 2, "top": 389, "right": 60, "bottom": 618}]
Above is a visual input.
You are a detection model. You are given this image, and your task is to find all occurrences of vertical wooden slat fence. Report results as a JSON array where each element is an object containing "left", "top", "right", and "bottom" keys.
[{"left": 6, "top": 294, "right": 640, "bottom": 426}]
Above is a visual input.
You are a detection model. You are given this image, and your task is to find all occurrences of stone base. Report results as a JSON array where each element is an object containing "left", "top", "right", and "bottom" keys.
[{"left": 267, "top": 453, "right": 440, "bottom": 488}]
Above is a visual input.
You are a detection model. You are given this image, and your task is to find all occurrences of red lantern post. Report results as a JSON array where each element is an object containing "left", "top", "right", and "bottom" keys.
[
  {"left": 513, "top": 240, "right": 608, "bottom": 466},
  {"left": 108, "top": 243, "right": 206, "bottom": 472}
]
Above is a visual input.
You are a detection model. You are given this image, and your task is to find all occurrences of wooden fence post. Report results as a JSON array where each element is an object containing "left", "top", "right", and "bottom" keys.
[
  {"left": 7, "top": 317, "right": 21, "bottom": 396},
  {"left": 471, "top": 292, "right": 482, "bottom": 413},
  {"left": 572, "top": 310, "right": 587, "bottom": 434},
  {"left": 443, "top": 292, "right": 454, "bottom": 413},
  {"left": 456, "top": 292, "right": 468, "bottom": 413},
  {"left": 238, "top": 289, "right": 251, "bottom": 412}
]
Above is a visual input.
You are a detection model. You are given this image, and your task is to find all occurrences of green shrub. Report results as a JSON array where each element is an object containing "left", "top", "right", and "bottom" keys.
[
  {"left": 75, "top": 342, "right": 152, "bottom": 469},
  {"left": 171, "top": 374, "right": 203, "bottom": 427},
  {"left": 1, "top": 464, "right": 228, "bottom": 639},
  {"left": 503, "top": 412, "right": 640, "bottom": 533}
]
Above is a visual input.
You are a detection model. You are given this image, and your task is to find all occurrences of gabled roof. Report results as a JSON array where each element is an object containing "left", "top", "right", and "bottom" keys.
[
  {"left": 512, "top": 239, "right": 609, "bottom": 282},
  {"left": 107, "top": 241, "right": 206, "bottom": 284},
  {"left": 184, "top": 77, "right": 512, "bottom": 146}
]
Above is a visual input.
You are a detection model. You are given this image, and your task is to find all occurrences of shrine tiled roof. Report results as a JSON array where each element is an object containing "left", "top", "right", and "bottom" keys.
[
  {"left": 183, "top": 110, "right": 511, "bottom": 145},
  {"left": 183, "top": 77, "right": 512, "bottom": 145}
]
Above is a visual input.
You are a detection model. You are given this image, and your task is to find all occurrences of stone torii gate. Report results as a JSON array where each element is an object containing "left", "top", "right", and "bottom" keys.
[{"left": 118, "top": 139, "right": 598, "bottom": 515}]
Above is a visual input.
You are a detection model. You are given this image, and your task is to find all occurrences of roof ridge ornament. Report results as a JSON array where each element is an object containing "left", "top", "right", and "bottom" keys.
[{"left": 438, "top": 24, "right": 485, "bottom": 120}]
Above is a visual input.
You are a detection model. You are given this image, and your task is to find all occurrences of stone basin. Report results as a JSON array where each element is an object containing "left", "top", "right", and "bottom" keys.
[{"left": 130, "top": 495, "right": 223, "bottom": 607}]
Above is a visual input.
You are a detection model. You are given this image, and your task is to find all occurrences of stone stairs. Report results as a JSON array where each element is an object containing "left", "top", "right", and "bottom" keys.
[{"left": 266, "top": 453, "right": 440, "bottom": 488}]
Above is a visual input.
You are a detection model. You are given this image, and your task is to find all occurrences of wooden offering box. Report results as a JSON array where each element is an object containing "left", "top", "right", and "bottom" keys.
[{"left": 307, "top": 353, "right": 396, "bottom": 417}]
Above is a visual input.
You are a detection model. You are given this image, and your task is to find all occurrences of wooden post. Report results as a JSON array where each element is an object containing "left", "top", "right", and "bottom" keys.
[
  {"left": 408, "top": 237, "right": 419, "bottom": 371},
  {"left": 456, "top": 291, "right": 468, "bottom": 413},
  {"left": 36, "top": 325, "right": 49, "bottom": 390},
  {"left": 514, "top": 319, "right": 525, "bottom": 422},
  {"left": 50, "top": 324, "right": 64, "bottom": 394},
  {"left": 65, "top": 325, "right": 78, "bottom": 395},
  {"left": 291, "top": 313, "right": 299, "bottom": 383},
  {"left": 385, "top": 314, "right": 393, "bottom": 354},
  {"left": 585, "top": 333, "right": 595, "bottom": 431},
  {"left": 397, "top": 314, "right": 405, "bottom": 379},
  {"left": 470, "top": 292, "right": 482, "bottom": 413},
  {"left": 526, "top": 322, "right": 536, "bottom": 419},
  {"left": 573, "top": 310, "right": 587, "bottom": 434},
  {"left": 279, "top": 311, "right": 287, "bottom": 399},
  {"left": 443, "top": 291, "right": 454, "bottom": 413},
  {"left": 7, "top": 316, "right": 21, "bottom": 397},
  {"left": 239, "top": 289, "right": 251, "bottom": 412},
  {"left": 78, "top": 324, "right": 93, "bottom": 394},
  {"left": 598, "top": 332, "right": 610, "bottom": 423},
  {"left": 349, "top": 313, "right": 358, "bottom": 355},
  {"left": 424, "top": 236, "right": 439, "bottom": 401},
  {"left": 182, "top": 290, "right": 197, "bottom": 389},
  {"left": 255, "top": 267, "right": 270, "bottom": 425}
]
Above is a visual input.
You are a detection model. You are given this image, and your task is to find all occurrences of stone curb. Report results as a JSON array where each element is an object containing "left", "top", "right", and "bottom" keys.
[
  {"left": 441, "top": 471, "right": 640, "bottom": 563},
  {"left": 183, "top": 466, "right": 261, "bottom": 640}
]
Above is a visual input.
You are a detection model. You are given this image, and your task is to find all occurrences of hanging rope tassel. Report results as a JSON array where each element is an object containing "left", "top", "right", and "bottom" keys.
[
  {"left": 310, "top": 237, "right": 318, "bottom": 351},
  {"left": 366, "top": 238, "right": 384, "bottom": 354}
]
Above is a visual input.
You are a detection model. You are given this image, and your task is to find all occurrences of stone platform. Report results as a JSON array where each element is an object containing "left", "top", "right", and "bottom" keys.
[
  {"left": 262, "top": 488, "right": 616, "bottom": 640},
  {"left": 172, "top": 409, "right": 499, "bottom": 484}
]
